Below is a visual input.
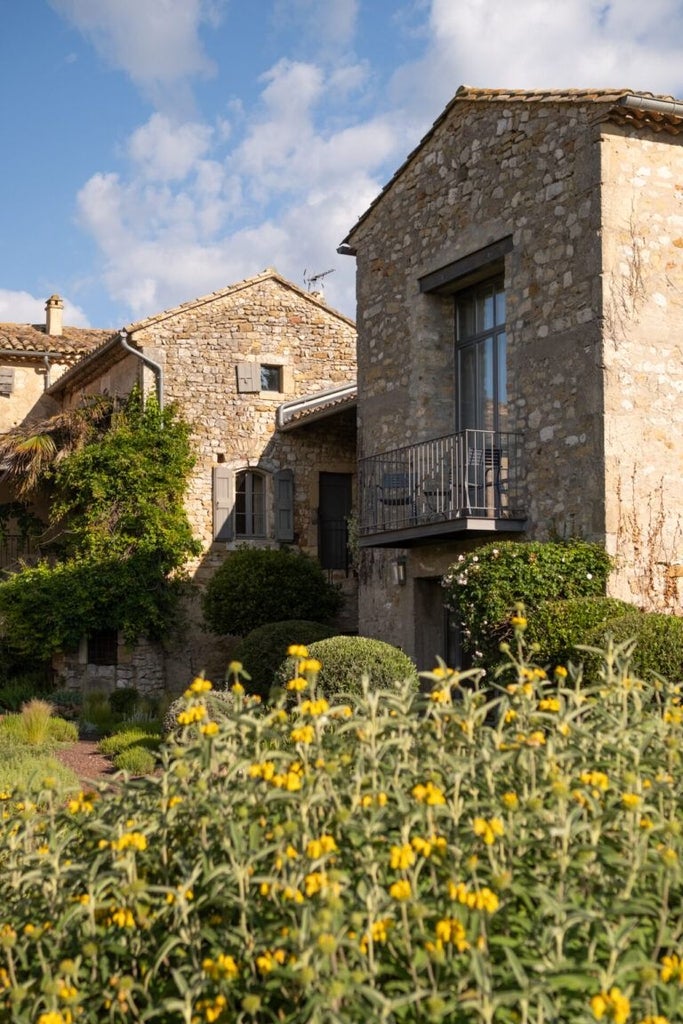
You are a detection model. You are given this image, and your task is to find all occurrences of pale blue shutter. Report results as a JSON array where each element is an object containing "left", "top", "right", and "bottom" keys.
[{"left": 274, "top": 468, "right": 294, "bottom": 542}]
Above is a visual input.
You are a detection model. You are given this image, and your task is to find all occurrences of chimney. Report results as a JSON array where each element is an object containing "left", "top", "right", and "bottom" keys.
[{"left": 45, "top": 294, "right": 64, "bottom": 336}]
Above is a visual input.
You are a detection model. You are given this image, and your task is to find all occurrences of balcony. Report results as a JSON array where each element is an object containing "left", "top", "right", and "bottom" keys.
[{"left": 358, "top": 429, "right": 526, "bottom": 547}]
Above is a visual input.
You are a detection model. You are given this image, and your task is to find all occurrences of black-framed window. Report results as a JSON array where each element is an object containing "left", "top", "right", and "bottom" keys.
[
  {"left": 235, "top": 470, "right": 266, "bottom": 537},
  {"left": 455, "top": 278, "right": 507, "bottom": 433}
]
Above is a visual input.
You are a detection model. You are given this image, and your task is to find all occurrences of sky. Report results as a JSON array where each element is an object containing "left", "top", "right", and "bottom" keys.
[{"left": 1, "top": 0, "right": 682, "bottom": 330}]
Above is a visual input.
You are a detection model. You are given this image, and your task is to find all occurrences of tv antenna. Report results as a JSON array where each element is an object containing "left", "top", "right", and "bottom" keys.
[{"left": 303, "top": 268, "right": 335, "bottom": 293}]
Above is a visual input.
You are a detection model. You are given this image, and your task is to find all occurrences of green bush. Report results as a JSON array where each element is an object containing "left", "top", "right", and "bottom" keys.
[
  {"left": 3, "top": 638, "right": 683, "bottom": 1022},
  {"left": 236, "top": 619, "right": 337, "bottom": 699},
  {"left": 443, "top": 539, "right": 612, "bottom": 664},
  {"left": 202, "top": 547, "right": 343, "bottom": 637},
  {"left": 525, "top": 596, "right": 634, "bottom": 670},
  {"left": 0, "top": 710, "right": 79, "bottom": 747},
  {"left": 98, "top": 727, "right": 161, "bottom": 757},
  {"left": 112, "top": 744, "right": 157, "bottom": 774},
  {"left": 108, "top": 686, "right": 140, "bottom": 717},
  {"left": 585, "top": 608, "right": 683, "bottom": 683},
  {"left": 275, "top": 635, "right": 419, "bottom": 699}
]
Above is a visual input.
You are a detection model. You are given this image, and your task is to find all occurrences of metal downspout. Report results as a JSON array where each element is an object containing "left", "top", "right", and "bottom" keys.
[
  {"left": 620, "top": 94, "right": 683, "bottom": 118},
  {"left": 119, "top": 329, "right": 165, "bottom": 409}
]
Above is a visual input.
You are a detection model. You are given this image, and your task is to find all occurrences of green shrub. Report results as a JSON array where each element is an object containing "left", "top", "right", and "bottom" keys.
[
  {"left": 275, "top": 635, "right": 419, "bottom": 699},
  {"left": 3, "top": 638, "right": 683, "bottom": 1022},
  {"left": 525, "top": 596, "right": 634, "bottom": 670},
  {"left": 585, "top": 608, "right": 683, "bottom": 683},
  {"left": 108, "top": 686, "right": 140, "bottom": 717},
  {"left": 112, "top": 744, "right": 157, "bottom": 774},
  {"left": 50, "top": 689, "right": 84, "bottom": 720},
  {"left": 0, "top": 677, "right": 50, "bottom": 712},
  {"left": 236, "top": 619, "right": 337, "bottom": 699},
  {"left": 98, "top": 727, "right": 161, "bottom": 757},
  {"left": 46, "top": 716, "right": 79, "bottom": 744},
  {"left": 443, "top": 539, "right": 612, "bottom": 664},
  {"left": 202, "top": 546, "right": 343, "bottom": 637}
]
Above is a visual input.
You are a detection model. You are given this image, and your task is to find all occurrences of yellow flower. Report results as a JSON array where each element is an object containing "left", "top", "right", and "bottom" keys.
[
  {"left": 430, "top": 688, "right": 450, "bottom": 703},
  {"left": 389, "top": 843, "right": 415, "bottom": 870},
  {"left": 412, "top": 781, "right": 446, "bottom": 805},
  {"left": 287, "top": 644, "right": 309, "bottom": 658},
  {"left": 637, "top": 1017, "right": 669, "bottom": 1024},
  {"left": 299, "top": 658, "right": 322, "bottom": 674},
  {"left": 37, "top": 1014, "right": 72, "bottom": 1024},
  {"left": 661, "top": 952, "right": 683, "bottom": 984},
  {"left": 590, "top": 987, "right": 630, "bottom": 1024},
  {"left": 510, "top": 615, "right": 527, "bottom": 629},
  {"left": 300, "top": 698, "right": 329, "bottom": 717},
  {"left": 306, "top": 834, "right": 337, "bottom": 859},
  {"left": 111, "top": 831, "right": 147, "bottom": 853},
  {"left": 202, "top": 953, "right": 238, "bottom": 980},
  {"left": 67, "top": 791, "right": 95, "bottom": 815},
  {"left": 621, "top": 792, "right": 642, "bottom": 809},
  {"left": 472, "top": 817, "right": 505, "bottom": 845},
  {"left": 231, "top": 681, "right": 244, "bottom": 695},
  {"left": 434, "top": 917, "right": 470, "bottom": 952},
  {"left": 177, "top": 704, "right": 207, "bottom": 725},
  {"left": 200, "top": 721, "right": 219, "bottom": 737},
  {"left": 189, "top": 676, "right": 213, "bottom": 693},
  {"left": 290, "top": 725, "right": 315, "bottom": 744},
  {"left": 502, "top": 791, "right": 519, "bottom": 810},
  {"left": 286, "top": 676, "right": 308, "bottom": 692},
  {"left": 554, "top": 665, "right": 568, "bottom": 678},
  {"left": 109, "top": 908, "right": 135, "bottom": 929},
  {"left": 580, "top": 770, "right": 609, "bottom": 793},
  {"left": 411, "top": 836, "right": 433, "bottom": 858},
  {"left": 359, "top": 918, "right": 391, "bottom": 954},
  {"left": 538, "top": 697, "right": 560, "bottom": 712},
  {"left": 389, "top": 879, "right": 412, "bottom": 901}
]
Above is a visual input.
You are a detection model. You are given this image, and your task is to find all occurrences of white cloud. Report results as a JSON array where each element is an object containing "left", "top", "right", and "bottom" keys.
[
  {"left": 49, "top": 0, "right": 223, "bottom": 110},
  {"left": 0, "top": 290, "right": 92, "bottom": 328},
  {"left": 127, "top": 115, "right": 214, "bottom": 182},
  {"left": 394, "top": 0, "right": 683, "bottom": 113}
]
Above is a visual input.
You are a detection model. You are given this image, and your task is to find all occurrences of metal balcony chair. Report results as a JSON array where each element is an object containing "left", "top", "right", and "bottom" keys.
[{"left": 466, "top": 445, "right": 507, "bottom": 515}]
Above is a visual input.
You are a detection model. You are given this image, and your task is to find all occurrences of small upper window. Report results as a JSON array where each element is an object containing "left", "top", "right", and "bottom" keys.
[
  {"left": 87, "top": 628, "right": 118, "bottom": 666},
  {"left": 235, "top": 470, "right": 266, "bottom": 537},
  {"left": 260, "top": 365, "right": 281, "bottom": 392}
]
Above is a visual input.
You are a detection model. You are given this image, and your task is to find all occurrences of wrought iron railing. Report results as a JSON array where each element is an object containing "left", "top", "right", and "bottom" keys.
[
  {"left": 358, "top": 429, "right": 525, "bottom": 538},
  {"left": 0, "top": 534, "right": 41, "bottom": 572}
]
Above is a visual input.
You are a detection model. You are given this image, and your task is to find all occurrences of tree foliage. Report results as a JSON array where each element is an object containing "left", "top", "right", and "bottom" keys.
[{"left": 0, "top": 393, "right": 200, "bottom": 660}]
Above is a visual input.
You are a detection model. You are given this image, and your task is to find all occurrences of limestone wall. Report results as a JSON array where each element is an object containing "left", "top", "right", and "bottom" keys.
[{"left": 600, "top": 128, "right": 683, "bottom": 609}]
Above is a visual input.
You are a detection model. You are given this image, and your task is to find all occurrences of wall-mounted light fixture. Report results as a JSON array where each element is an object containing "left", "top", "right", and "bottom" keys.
[{"left": 392, "top": 555, "right": 407, "bottom": 586}]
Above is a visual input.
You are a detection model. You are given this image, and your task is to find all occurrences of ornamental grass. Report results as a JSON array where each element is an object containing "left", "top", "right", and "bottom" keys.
[{"left": 1, "top": 623, "right": 683, "bottom": 1023}]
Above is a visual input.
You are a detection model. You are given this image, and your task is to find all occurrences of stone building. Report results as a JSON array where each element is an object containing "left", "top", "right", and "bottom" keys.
[
  {"left": 339, "top": 87, "right": 683, "bottom": 669},
  {"left": 44, "top": 269, "right": 357, "bottom": 692},
  {"left": 0, "top": 296, "right": 111, "bottom": 568}
]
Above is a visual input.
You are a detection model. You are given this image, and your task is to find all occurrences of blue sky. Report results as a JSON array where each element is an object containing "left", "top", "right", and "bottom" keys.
[{"left": 2, "top": 0, "right": 683, "bottom": 329}]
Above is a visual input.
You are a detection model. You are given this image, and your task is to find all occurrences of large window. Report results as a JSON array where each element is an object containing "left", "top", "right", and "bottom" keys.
[
  {"left": 235, "top": 470, "right": 266, "bottom": 537},
  {"left": 455, "top": 278, "right": 507, "bottom": 432}
]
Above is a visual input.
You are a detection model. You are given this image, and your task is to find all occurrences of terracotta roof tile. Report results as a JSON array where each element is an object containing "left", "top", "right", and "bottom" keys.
[{"left": 0, "top": 323, "right": 114, "bottom": 357}]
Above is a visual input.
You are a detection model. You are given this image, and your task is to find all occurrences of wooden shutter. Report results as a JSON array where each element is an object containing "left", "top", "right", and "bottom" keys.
[
  {"left": 213, "top": 465, "right": 235, "bottom": 541},
  {"left": 274, "top": 468, "right": 294, "bottom": 542},
  {"left": 236, "top": 362, "right": 260, "bottom": 393},
  {"left": 0, "top": 368, "right": 15, "bottom": 396}
]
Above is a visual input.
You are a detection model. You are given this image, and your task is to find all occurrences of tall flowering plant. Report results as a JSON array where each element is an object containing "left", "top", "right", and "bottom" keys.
[{"left": 0, "top": 630, "right": 682, "bottom": 1023}]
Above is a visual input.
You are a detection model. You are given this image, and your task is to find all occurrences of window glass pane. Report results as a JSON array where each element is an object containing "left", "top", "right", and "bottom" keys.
[
  {"left": 495, "top": 287, "right": 505, "bottom": 325},
  {"left": 481, "top": 337, "right": 494, "bottom": 431},
  {"left": 497, "top": 332, "right": 508, "bottom": 431},
  {"left": 251, "top": 474, "right": 265, "bottom": 535},
  {"left": 456, "top": 294, "right": 476, "bottom": 340},
  {"left": 235, "top": 472, "right": 247, "bottom": 535},
  {"left": 457, "top": 345, "right": 478, "bottom": 429},
  {"left": 479, "top": 286, "right": 495, "bottom": 332},
  {"left": 260, "top": 365, "right": 281, "bottom": 391}
]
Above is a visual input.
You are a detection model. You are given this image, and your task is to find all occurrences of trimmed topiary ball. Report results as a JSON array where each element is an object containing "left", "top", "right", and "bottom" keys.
[
  {"left": 162, "top": 690, "right": 237, "bottom": 736},
  {"left": 525, "top": 596, "right": 634, "bottom": 672},
  {"left": 275, "top": 635, "right": 419, "bottom": 700},
  {"left": 202, "top": 547, "right": 343, "bottom": 637},
  {"left": 236, "top": 620, "right": 338, "bottom": 700},
  {"left": 585, "top": 608, "right": 683, "bottom": 684}
]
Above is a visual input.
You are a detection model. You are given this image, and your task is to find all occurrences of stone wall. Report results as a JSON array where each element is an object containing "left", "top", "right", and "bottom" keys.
[
  {"left": 600, "top": 128, "right": 683, "bottom": 608},
  {"left": 349, "top": 97, "right": 683, "bottom": 660}
]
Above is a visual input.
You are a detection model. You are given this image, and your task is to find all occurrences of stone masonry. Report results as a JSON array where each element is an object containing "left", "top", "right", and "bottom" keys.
[{"left": 342, "top": 87, "right": 683, "bottom": 663}]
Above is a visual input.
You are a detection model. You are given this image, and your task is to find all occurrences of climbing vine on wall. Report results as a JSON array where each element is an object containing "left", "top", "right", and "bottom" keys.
[{"left": 0, "top": 392, "right": 201, "bottom": 660}]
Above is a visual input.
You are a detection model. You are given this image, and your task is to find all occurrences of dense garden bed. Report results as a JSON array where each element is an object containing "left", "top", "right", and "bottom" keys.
[{"left": 1, "top": 627, "right": 682, "bottom": 1023}]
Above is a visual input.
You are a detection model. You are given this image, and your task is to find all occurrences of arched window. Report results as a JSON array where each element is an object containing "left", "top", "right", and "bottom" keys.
[{"left": 235, "top": 470, "right": 266, "bottom": 537}]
